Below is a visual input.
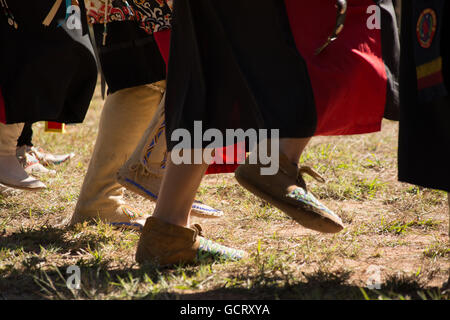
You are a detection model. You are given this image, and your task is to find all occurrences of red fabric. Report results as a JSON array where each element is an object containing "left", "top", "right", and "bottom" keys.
[
  {"left": 156, "top": 1, "right": 388, "bottom": 174},
  {"left": 205, "top": 142, "right": 245, "bottom": 174},
  {"left": 154, "top": 29, "right": 171, "bottom": 70},
  {"left": 46, "top": 121, "right": 64, "bottom": 132},
  {"left": 46, "top": 122, "right": 61, "bottom": 130},
  {"left": 0, "top": 87, "right": 6, "bottom": 124},
  {"left": 285, "top": 0, "right": 387, "bottom": 135}
]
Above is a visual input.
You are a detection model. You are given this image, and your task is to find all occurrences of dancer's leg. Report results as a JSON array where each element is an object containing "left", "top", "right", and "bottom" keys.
[
  {"left": 16, "top": 122, "right": 34, "bottom": 147},
  {"left": 152, "top": 156, "right": 209, "bottom": 227},
  {"left": 279, "top": 137, "right": 311, "bottom": 164},
  {"left": 71, "top": 82, "right": 165, "bottom": 225},
  {"left": 136, "top": 153, "right": 246, "bottom": 265},
  {"left": 151, "top": 137, "right": 312, "bottom": 226}
]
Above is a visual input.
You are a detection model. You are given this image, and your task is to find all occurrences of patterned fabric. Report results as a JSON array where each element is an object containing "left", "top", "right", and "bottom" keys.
[
  {"left": 160, "top": 151, "right": 167, "bottom": 169},
  {"left": 86, "top": 0, "right": 172, "bottom": 35},
  {"left": 286, "top": 187, "right": 341, "bottom": 221},
  {"left": 412, "top": 0, "right": 448, "bottom": 103},
  {"left": 143, "top": 120, "right": 165, "bottom": 165},
  {"left": 197, "top": 237, "right": 246, "bottom": 262}
]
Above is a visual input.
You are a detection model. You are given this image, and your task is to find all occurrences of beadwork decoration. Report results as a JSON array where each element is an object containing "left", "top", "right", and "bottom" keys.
[
  {"left": 197, "top": 237, "right": 246, "bottom": 262},
  {"left": 121, "top": 206, "right": 144, "bottom": 220},
  {"left": 287, "top": 187, "right": 341, "bottom": 220},
  {"left": 192, "top": 201, "right": 224, "bottom": 218}
]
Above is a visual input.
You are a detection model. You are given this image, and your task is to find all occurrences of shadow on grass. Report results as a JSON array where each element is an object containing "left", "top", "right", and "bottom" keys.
[
  {"left": 0, "top": 227, "right": 448, "bottom": 300},
  {"left": 0, "top": 224, "right": 115, "bottom": 255},
  {"left": 1, "top": 261, "right": 447, "bottom": 300},
  {"left": 167, "top": 270, "right": 363, "bottom": 300}
]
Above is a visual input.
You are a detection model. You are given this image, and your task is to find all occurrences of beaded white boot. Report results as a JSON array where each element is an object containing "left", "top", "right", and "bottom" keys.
[{"left": 0, "top": 123, "right": 46, "bottom": 191}]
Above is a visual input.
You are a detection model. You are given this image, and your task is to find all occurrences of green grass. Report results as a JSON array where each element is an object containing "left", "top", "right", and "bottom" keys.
[{"left": 0, "top": 86, "right": 449, "bottom": 300}]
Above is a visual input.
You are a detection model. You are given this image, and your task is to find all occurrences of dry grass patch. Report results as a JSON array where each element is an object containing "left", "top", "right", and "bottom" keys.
[{"left": 0, "top": 86, "right": 448, "bottom": 300}]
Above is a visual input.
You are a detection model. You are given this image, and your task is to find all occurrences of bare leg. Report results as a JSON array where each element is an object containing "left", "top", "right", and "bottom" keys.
[
  {"left": 151, "top": 138, "right": 311, "bottom": 227},
  {"left": 136, "top": 151, "right": 246, "bottom": 265},
  {"left": 152, "top": 153, "right": 209, "bottom": 227},
  {"left": 279, "top": 137, "right": 311, "bottom": 164},
  {"left": 152, "top": 137, "right": 312, "bottom": 228}
]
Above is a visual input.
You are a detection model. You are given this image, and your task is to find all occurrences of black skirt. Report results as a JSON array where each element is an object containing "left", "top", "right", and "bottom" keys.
[
  {"left": 92, "top": 21, "right": 166, "bottom": 95},
  {"left": 0, "top": 1, "right": 97, "bottom": 124},
  {"left": 165, "top": 0, "right": 317, "bottom": 150},
  {"left": 398, "top": 0, "right": 450, "bottom": 192}
]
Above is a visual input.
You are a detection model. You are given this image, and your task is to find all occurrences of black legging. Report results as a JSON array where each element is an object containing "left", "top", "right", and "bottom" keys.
[{"left": 17, "top": 122, "right": 33, "bottom": 147}]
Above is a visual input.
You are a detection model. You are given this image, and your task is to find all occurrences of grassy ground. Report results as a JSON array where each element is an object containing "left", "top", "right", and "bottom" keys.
[{"left": 0, "top": 86, "right": 449, "bottom": 300}]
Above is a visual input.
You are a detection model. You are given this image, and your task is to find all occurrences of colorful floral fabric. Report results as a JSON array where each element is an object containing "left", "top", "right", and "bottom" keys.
[{"left": 86, "top": 0, "right": 172, "bottom": 35}]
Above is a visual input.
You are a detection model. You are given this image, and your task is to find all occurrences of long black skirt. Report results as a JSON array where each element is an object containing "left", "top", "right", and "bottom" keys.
[
  {"left": 398, "top": 0, "right": 450, "bottom": 192},
  {"left": 92, "top": 21, "right": 166, "bottom": 95},
  {"left": 165, "top": 0, "right": 400, "bottom": 152},
  {"left": 0, "top": 1, "right": 97, "bottom": 124},
  {"left": 165, "top": 0, "right": 317, "bottom": 150}
]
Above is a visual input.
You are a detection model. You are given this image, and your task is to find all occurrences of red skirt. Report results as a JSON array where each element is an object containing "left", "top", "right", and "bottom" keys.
[
  {"left": 154, "top": 0, "right": 399, "bottom": 174},
  {"left": 285, "top": 0, "right": 395, "bottom": 135}
]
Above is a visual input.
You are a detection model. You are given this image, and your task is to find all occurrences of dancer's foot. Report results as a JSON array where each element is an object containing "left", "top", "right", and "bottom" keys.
[
  {"left": 70, "top": 204, "right": 148, "bottom": 231},
  {"left": 20, "top": 145, "right": 74, "bottom": 166},
  {"left": 0, "top": 182, "right": 20, "bottom": 197},
  {"left": 17, "top": 146, "right": 56, "bottom": 175},
  {"left": 235, "top": 153, "right": 344, "bottom": 233},
  {"left": 136, "top": 217, "right": 246, "bottom": 266},
  {"left": 0, "top": 155, "right": 46, "bottom": 191}
]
